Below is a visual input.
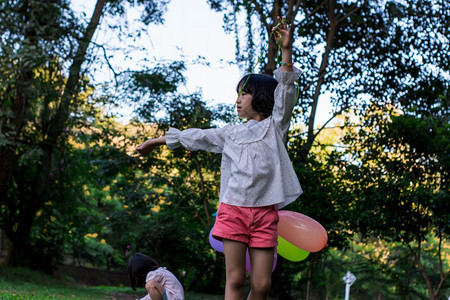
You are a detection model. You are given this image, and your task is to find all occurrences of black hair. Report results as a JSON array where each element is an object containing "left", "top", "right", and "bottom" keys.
[
  {"left": 128, "top": 253, "right": 159, "bottom": 290},
  {"left": 236, "top": 74, "right": 278, "bottom": 119}
]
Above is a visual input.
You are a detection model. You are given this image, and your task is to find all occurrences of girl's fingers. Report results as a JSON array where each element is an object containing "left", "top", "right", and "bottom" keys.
[{"left": 274, "top": 17, "right": 287, "bottom": 31}]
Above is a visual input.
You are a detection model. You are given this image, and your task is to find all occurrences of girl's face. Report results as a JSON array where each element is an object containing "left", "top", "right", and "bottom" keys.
[{"left": 236, "top": 90, "right": 264, "bottom": 121}]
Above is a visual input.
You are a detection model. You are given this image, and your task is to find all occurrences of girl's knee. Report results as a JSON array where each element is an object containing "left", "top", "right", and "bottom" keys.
[
  {"left": 146, "top": 280, "right": 158, "bottom": 289},
  {"left": 227, "top": 271, "right": 246, "bottom": 291},
  {"left": 250, "top": 277, "right": 271, "bottom": 294},
  {"left": 146, "top": 280, "right": 164, "bottom": 298}
]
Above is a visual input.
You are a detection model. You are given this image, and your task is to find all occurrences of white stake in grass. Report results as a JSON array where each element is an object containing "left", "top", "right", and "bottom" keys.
[{"left": 342, "top": 271, "right": 356, "bottom": 300}]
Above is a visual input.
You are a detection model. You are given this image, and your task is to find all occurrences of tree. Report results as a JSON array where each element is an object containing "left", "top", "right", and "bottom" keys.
[
  {"left": 206, "top": 0, "right": 449, "bottom": 298},
  {"left": 206, "top": 0, "right": 389, "bottom": 297},
  {"left": 337, "top": 1, "right": 449, "bottom": 298},
  {"left": 340, "top": 100, "right": 449, "bottom": 299},
  {"left": 0, "top": 0, "right": 170, "bottom": 269},
  {"left": 207, "top": 0, "right": 388, "bottom": 155},
  {"left": 119, "top": 58, "right": 233, "bottom": 292}
]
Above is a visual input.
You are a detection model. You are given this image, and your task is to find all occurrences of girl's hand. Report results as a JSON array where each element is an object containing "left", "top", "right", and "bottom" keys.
[
  {"left": 136, "top": 139, "right": 157, "bottom": 155},
  {"left": 136, "top": 136, "right": 167, "bottom": 155},
  {"left": 272, "top": 16, "right": 292, "bottom": 50}
]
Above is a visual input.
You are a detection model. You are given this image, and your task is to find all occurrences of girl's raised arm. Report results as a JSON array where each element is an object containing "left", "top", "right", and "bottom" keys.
[
  {"left": 272, "top": 16, "right": 293, "bottom": 72},
  {"left": 271, "top": 17, "right": 301, "bottom": 139}
]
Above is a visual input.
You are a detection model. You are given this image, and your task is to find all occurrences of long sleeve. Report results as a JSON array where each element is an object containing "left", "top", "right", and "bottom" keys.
[
  {"left": 272, "top": 66, "right": 302, "bottom": 141},
  {"left": 166, "top": 126, "right": 229, "bottom": 153}
]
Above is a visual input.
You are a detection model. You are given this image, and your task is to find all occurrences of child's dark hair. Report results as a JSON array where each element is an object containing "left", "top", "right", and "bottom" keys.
[
  {"left": 128, "top": 253, "right": 159, "bottom": 290},
  {"left": 236, "top": 74, "right": 278, "bottom": 119}
]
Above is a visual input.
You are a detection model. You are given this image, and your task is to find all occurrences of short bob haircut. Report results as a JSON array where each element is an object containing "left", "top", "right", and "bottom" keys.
[
  {"left": 236, "top": 74, "right": 278, "bottom": 119},
  {"left": 128, "top": 253, "right": 159, "bottom": 290}
]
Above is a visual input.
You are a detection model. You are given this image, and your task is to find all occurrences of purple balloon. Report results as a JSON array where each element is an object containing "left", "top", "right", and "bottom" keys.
[
  {"left": 209, "top": 228, "right": 224, "bottom": 252},
  {"left": 245, "top": 249, "right": 277, "bottom": 274}
]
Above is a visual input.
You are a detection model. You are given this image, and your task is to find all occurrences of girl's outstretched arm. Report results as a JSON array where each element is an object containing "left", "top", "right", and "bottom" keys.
[
  {"left": 272, "top": 16, "right": 293, "bottom": 72},
  {"left": 136, "top": 136, "right": 166, "bottom": 155}
]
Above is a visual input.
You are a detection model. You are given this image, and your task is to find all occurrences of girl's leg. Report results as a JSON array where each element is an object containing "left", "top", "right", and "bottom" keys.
[
  {"left": 247, "top": 247, "right": 275, "bottom": 300},
  {"left": 223, "top": 239, "right": 247, "bottom": 300},
  {"left": 145, "top": 280, "right": 165, "bottom": 300}
]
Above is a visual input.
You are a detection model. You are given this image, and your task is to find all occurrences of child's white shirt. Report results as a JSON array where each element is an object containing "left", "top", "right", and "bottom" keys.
[
  {"left": 138, "top": 267, "right": 184, "bottom": 300},
  {"left": 166, "top": 67, "right": 303, "bottom": 209}
]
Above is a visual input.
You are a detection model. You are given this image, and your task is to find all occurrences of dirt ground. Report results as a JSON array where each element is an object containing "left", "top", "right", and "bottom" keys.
[
  {"left": 108, "top": 292, "right": 146, "bottom": 299},
  {"left": 55, "top": 265, "right": 129, "bottom": 287},
  {"left": 103, "top": 292, "right": 141, "bottom": 300}
]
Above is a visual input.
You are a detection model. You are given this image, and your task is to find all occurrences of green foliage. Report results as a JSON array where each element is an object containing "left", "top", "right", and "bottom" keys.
[
  {"left": 1, "top": 0, "right": 448, "bottom": 298},
  {"left": 340, "top": 103, "right": 449, "bottom": 241},
  {"left": 276, "top": 235, "right": 449, "bottom": 299},
  {"left": 105, "top": 0, "right": 170, "bottom": 25},
  {"left": 0, "top": 0, "right": 176, "bottom": 274},
  {"left": 124, "top": 81, "right": 228, "bottom": 292},
  {"left": 335, "top": 98, "right": 449, "bottom": 298}
]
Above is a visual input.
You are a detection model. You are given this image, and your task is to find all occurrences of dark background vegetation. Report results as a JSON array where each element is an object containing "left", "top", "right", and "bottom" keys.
[{"left": 0, "top": 0, "right": 448, "bottom": 299}]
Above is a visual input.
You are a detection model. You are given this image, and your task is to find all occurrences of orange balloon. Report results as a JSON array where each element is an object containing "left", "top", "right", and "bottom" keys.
[{"left": 278, "top": 210, "right": 328, "bottom": 252}]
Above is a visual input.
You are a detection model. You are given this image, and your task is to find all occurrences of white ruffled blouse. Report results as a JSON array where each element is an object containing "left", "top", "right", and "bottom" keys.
[
  {"left": 166, "top": 67, "right": 303, "bottom": 209},
  {"left": 139, "top": 267, "right": 184, "bottom": 300}
]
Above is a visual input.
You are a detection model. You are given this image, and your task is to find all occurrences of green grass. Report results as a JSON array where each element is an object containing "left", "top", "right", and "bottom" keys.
[
  {"left": 0, "top": 266, "right": 129, "bottom": 299},
  {"left": 0, "top": 266, "right": 223, "bottom": 299}
]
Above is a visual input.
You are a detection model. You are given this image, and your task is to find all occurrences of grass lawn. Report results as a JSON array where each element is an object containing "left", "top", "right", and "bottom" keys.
[{"left": 0, "top": 266, "right": 223, "bottom": 299}]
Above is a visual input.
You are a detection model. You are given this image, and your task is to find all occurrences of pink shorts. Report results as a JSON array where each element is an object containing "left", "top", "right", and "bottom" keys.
[{"left": 212, "top": 203, "right": 279, "bottom": 248}]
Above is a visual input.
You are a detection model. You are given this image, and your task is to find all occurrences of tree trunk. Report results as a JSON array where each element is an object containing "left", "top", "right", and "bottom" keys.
[
  {"left": 414, "top": 239, "right": 449, "bottom": 300},
  {"left": 207, "top": 253, "right": 225, "bottom": 294},
  {"left": 270, "top": 256, "right": 293, "bottom": 299},
  {"left": 38, "top": 0, "right": 107, "bottom": 196},
  {"left": 305, "top": 0, "right": 337, "bottom": 155},
  {"left": 305, "top": 253, "right": 317, "bottom": 300},
  {"left": 264, "top": 0, "right": 283, "bottom": 75},
  {"left": 4, "top": 0, "right": 107, "bottom": 268},
  {"left": 193, "top": 153, "right": 211, "bottom": 225},
  {"left": 0, "top": 69, "right": 32, "bottom": 195}
]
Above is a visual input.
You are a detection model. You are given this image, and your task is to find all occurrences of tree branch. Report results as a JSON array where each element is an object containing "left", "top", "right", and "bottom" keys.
[
  {"left": 91, "top": 41, "right": 119, "bottom": 86},
  {"left": 249, "top": 0, "right": 270, "bottom": 29},
  {"left": 336, "top": 3, "right": 364, "bottom": 25},
  {"left": 305, "top": 0, "right": 337, "bottom": 153},
  {"left": 287, "top": 0, "right": 303, "bottom": 25},
  {"left": 313, "top": 111, "right": 338, "bottom": 138},
  {"left": 435, "top": 270, "right": 449, "bottom": 299},
  {"left": 414, "top": 239, "right": 436, "bottom": 299},
  {"left": 305, "top": 0, "right": 328, "bottom": 20}
]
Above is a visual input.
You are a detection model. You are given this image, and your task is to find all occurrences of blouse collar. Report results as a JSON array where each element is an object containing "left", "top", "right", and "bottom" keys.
[{"left": 229, "top": 117, "right": 271, "bottom": 144}]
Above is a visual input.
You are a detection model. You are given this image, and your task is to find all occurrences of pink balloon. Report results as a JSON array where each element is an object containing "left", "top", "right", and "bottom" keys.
[
  {"left": 277, "top": 210, "right": 328, "bottom": 252},
  {"left": 209, "top": 228, "right": 224, "bottom": 252},
  {"left": 245, "top": 249, "right": 277, "bottom": 274}
]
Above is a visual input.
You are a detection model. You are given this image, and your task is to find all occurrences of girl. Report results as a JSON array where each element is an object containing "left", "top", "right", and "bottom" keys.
[
  {"left": 136, "top": 18, "right": 302, "bottom": 300},
  {"left": 128, "top": 253, "right": 184, "bottom": 300}
]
